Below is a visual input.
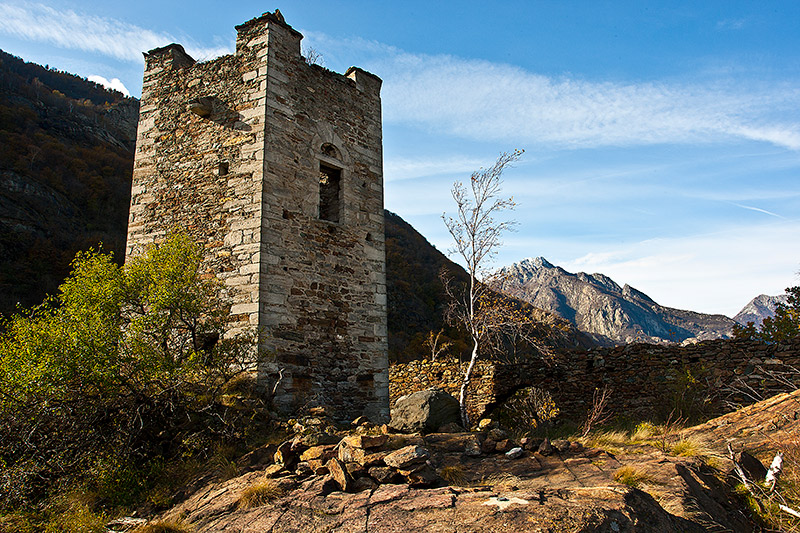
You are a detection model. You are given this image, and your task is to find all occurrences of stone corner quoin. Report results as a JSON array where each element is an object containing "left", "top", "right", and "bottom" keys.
[{"left": 125, "top": 10, "right": 389, "bottom": 422}]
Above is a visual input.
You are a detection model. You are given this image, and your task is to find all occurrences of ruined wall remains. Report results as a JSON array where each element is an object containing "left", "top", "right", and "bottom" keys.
[
  {"left": 127, "top": 11, "right": 388, "bottom": 421},
  {"left": 390, "top": 339, "right": 800, "bottom": 424}
]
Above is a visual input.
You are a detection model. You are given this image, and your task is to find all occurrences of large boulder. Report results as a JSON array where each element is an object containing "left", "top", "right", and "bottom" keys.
[{"left": 390, "top": 388, "right": 461, "bottom": 433}]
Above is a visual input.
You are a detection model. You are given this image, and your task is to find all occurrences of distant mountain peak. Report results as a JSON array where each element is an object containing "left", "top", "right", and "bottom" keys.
[
  {"left": 733, "top": 293, "right": 788, "bottom": 326},
  {"left": 519, "top": 257, "right": 554, "bottom": 270},
  {"left": 494, "top": 257, "right": 735, "bottom": 345}
]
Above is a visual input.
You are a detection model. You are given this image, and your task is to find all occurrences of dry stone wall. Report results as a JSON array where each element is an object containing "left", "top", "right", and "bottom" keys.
[
  {"left": 390, "top": 340, "right": 800, "bottom": 424},
  {"left": 127, "top": 12, "right": 388, "bottom": 421}
]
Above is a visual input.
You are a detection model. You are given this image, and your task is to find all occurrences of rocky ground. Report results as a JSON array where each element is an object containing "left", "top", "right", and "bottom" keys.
[{"left": 115, "top": 389, "right": 800, "bottom": 532}]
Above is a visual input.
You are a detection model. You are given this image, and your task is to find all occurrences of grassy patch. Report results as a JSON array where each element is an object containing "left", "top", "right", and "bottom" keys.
[
  {"left": 237, "top": 479, "right": 286, "bottom": 509},
  {"left": 613, "top": 466, "right": 653, "bottom": 488},
  {"left": 670, "top": 437, "right": 711, "bottom": 460}
]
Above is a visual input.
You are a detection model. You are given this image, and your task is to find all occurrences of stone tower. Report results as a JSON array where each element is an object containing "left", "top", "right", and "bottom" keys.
[{"left": 126, "top": 11, "right": 388, "bottom": 421}]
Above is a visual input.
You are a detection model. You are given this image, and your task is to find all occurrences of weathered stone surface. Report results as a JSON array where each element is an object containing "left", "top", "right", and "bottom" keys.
[
  {"left": 438, "top": 422, "right": 464, "bottom": 433},
  {"left": 300, "top": 445, "right": 334, "bottom": 462},
  {"left": 326, "top": 458, "right": 352, "bottom": 492},
  {"left": 383, "top": 445, "right": 430, "bottom": 470},
  {"left": 342, "top": 434, "right": 387, "bottom": 449},
  {"left": 128, "top": 10, "right": 389, "bottom": 423},
  {"left": 263, "top": 464, "right": 286, "bottom": 478},
  {"left": 390, "top": 388, "right": 460, "bottom": 433}
]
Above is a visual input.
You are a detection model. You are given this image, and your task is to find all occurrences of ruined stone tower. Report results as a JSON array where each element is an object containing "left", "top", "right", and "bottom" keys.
[{"left": 126, "top": 11, "right": 388, "bottom": 421}]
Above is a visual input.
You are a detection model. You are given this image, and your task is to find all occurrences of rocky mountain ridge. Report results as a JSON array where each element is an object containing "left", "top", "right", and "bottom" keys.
[
  {"left": 733, "top": 293, "right": 789, "bottom": 327},
  {"left": 495, "top": 257, "right": 737, "bottom": 345}
]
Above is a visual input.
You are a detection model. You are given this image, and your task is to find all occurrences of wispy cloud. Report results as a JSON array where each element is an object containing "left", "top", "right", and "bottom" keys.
[
  {"left": 311, "top": 34, "right": 800, "bottom": 151},
  {"left": 716, "top": 18, "right": 747, "bottom": 31},
  {"left": 733, "top": 203, "right": 785, "bottom": 218},
  {"left": 0, "top": 2, "right": 230, "bottom": 63},
  {"left": 384, "top": 155, "right": 486, "bottom": 181}
]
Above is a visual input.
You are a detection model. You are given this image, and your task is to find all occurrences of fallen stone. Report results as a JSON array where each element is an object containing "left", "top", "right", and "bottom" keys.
[
  {"left": 487, "top": 428, "right": 510, "bottom": 441},
  {"left": 390, "top": 388, "right": 461, "bottom": 433},
  {"left": 477, "top": 418, "right": 498, "bottom": 431},
  {"left": 495, "top": 439, "right": 513, "bottom": 453},
  {"left": 345, "top": 461, "right": 368, "bottom": 479},
  {"left": 301, "top": 432, "right": 339, "bottom": 446},
  {"left": 506, "top": 447, "right": 525, "bottom": 459},
  {"left": 360, "top": 450, "right": 390, "bottom": 467},
  {"left": 351, "top": 476, "right": 378, "bottom": 492},
  {"left": 402, "top": 464, "right": 440, "bottom": 487},
  {"left": 342, "top": 434, "right": 388, "bottom": 449},
  {"left": 553, "top": 439, "right": 571, "bottom": 453},
  {"left": 384, "top": 445, "right": 431, "bottom": 470},
  {"left": 368, "top": 466, "right": 401, "bottom": 484},
  {"left": 538, "top": 438, "right": 553, "bottom": 456},
  {"left": 326, "top": 458, "right": 353, "bottom": 492},
  {"left": 300, "top": 445, "right": 334, "bottom": 462},
  {"left": 263, "top": 464, "right": 286, "bottom": 478},
  {"left": 481, "top": 439, "right": 497, "bottom": 454}
]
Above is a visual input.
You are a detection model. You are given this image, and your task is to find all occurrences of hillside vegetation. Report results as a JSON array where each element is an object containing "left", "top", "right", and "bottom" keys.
[{"left": 0, "top": 50, "right": 137, "bottom": 313}]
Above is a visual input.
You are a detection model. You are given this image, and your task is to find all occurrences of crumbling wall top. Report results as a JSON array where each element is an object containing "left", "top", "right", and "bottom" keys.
[
  {"left": 235, "top": 9, "right": 302, "bottom": 37},
  {"left": 143, "top": 43, "right": 195, "bottom": 69}
]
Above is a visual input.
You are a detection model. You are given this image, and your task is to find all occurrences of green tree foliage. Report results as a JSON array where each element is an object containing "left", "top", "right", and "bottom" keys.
[
  {"left": 0, "top": 233, "right": 255, "bottom": 511},
  {"left": 734, "top": 286, "right": 800, "bottom": 342}
]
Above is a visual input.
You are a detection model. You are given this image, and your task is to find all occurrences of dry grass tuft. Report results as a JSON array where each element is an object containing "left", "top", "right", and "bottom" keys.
[
  {"left": 671, "top": 437, "right": 711, "bottom": 459},
  {"left": 613, "top": 465, "right": 653, "bottom": 488},
  {"left": 237, "top": 479, "right": 286, "bottom": 509}
]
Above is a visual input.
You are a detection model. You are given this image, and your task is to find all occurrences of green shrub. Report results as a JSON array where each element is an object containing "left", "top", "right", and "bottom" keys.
[{"left": 0, "top": 233, "right": 258, "bottom": 511}]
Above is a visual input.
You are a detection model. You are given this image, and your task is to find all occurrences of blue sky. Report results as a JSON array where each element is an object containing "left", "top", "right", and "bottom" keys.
[{"left": 1, "top": 1, "right": 799, "bottom": 316}]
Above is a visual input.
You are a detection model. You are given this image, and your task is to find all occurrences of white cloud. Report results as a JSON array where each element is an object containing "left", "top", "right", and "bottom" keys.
[
  {"left": 87, "top": 75, "right": 130, "bottom": 96},
  {"left": 558, "top": 221, "right": 800, "bottom": 316},
  {"left": 0, "top": 2, "right": 230, "bottom": 63},
  {"left": 378, "top": 54, "right": 800, "bottom": 151},
  {"left": 309, "top": 34, "right": 800, "bottom": 152}
]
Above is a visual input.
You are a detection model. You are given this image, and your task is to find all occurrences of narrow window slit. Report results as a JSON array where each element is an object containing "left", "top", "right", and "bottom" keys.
[{"left": 319, "top": 163, "right": 341, "bottom": 223}]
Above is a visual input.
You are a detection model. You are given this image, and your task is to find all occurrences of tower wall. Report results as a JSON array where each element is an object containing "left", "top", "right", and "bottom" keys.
[{"left": 126, "top": 12, "right": 388, "bottom": 421}]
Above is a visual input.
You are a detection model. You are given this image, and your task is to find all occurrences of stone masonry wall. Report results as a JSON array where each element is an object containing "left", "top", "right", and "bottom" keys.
[
  {"left": 390, "top": 339, "right": 800, "bottom": 425},
  {"left": 389, "top": 359, "right": 496, "bottom": 425},
  {"left": 127, "top": 12, "right": 388, "bottom": 422}
]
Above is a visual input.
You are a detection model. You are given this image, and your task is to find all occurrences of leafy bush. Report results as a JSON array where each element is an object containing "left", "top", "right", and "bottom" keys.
[
  {"left": 497, "top": 386, "right": 560, "bottom": 436},
  {"left": 0, "top": 233, "right": 257, "bottom": 511},
  {"left": 734, "top": 286, "right": 800, "bottom": 342}
]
